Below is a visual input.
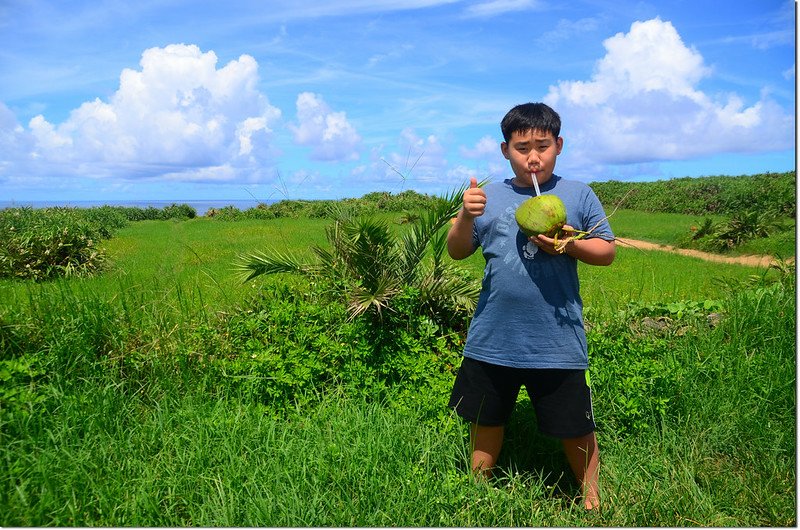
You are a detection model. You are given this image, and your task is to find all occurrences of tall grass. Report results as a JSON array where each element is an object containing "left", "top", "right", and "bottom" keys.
[
  {"left": 0, "top": 211, "right": 795, "bottom": 526},
  {"left": 2, "top": 276, "right": 794, "bottom": 527}
]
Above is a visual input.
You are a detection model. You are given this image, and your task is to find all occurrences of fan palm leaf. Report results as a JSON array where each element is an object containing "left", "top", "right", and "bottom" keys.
[
  {"left": 335, "top": 216, "right": 401, "bottom": 289},
  {"left": 346, "top": 274, "right": 401, "bottom": 321}
]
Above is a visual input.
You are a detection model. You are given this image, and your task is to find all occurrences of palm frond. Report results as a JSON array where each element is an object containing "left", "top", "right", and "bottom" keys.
[
  {"left": 346, "top": 276, "right": 401, "bottom": 321},
  {"left": 312, "top": 244, "right": 338, "bottom": 269},
  {"left": 428, "top": 227, "right": 448, "bottom": 276},
  {"left": 416, "top": 261, "right": 481, "bottom": 317},
  {"left": 235, "top": 249, "right": 316, "bottom": 282},
  {"left": 336, "top": 216, "right": 401, "bottom": 286},
  {"left": 398, "top": 180, "right": 486, "bottom": 283}
]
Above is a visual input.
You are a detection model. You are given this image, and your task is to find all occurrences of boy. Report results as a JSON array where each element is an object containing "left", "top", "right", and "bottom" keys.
[{"left": 446, "top": 102, "right": 615, "bottom": 510}]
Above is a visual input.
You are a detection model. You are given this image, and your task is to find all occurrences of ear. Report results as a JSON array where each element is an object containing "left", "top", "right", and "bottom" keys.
[
  {"left": 556, "top": 136, "right": 563, "bottom": 155},
  {"left": 500, "top": 142, "right": 510, "bottom": 160}
]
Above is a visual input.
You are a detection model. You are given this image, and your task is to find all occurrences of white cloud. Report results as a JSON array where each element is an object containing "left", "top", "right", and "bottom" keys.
[
  {"left": 2, "top": 44, "right": 282, "bottom": 182},
  {"left": 463, "top": 0, "right": 539, "bottom": 18},
  {"left": 346, "top": 128, "right": 513, "bottom": 196},
  {"left": 544, "top": 18, "right": 794, "bottom": 169},
  {"left": 539, "top": 17, "right": 604, "bottom": 49},
  {"left": 460, "top": 135, "right": 499, "bottom": 159},
  {"left": 749, "top": 29, "right": 794, "bottom": 50},
  {"left": 385, "top": 128, "right": 447, "bottom": 181},
  {"left": 1, "top": 103, "right": 35, "bottom": 153},
  {"left": 291, "top": 92, "right": 361, "bottom": 161},
  {"left": 366, "top": 44, "right": 415, "bottom": 68}
]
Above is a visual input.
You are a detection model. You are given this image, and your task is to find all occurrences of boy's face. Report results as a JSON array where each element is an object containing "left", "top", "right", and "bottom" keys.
[{"left": 501, "top": 129, "right": 563, "bottom": 187}]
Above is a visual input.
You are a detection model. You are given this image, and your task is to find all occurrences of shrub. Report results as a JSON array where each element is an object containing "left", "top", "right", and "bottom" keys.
[
  {"left": 236, "top": 186, "right": 479, "bottom": 328},
  {"left": 208, "top": 205, "right": 245, "bottom": 221},
  {"left": 160, "top": 203, "right": 197, "bottom": 219},
  {"left": 591, "top": 171, "right": 796, "bottom": 217},
  {"left": 81, "top": 206, "right": 130, "bottom": 238},
  {"left": 207, "top": 191, "right": 441, "bottom": 222},
  {"left": 0, "top": 203, "right": 199, "bottom": 281},
  {"left": 0, "top": 208, "right": 109, "bottom": 281},
  {"left": 178, "top": 281, "right": 464, "bottom": 416},
  {"left": 685, "top": 208, "right": 785, "bottom": 252}
]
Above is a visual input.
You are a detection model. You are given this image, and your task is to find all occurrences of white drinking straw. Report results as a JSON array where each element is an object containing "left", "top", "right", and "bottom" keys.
[{"left": 531, "top": 172, "right": 540, "bottom": 196}]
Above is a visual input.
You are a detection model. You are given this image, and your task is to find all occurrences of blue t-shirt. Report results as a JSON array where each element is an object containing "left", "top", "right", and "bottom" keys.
[{"left": 462, "top": 175, "right": 614, "bottom": 369}]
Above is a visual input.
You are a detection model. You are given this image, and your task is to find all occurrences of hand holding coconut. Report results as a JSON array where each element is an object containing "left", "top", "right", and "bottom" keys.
[
  {"left": 515, "top": 191, "right": 615, "bottom": 263},
  {"left": 514, "top": 183, "right": 578, "bottom": 256}
]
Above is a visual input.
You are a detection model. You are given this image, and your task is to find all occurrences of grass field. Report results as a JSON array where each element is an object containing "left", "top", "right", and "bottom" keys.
[
  {"left": 607, "top": 208, "right": 796, "bottom": 258},
  {"left": 0, "top": 210, "right": 795, "bottom": 527}
]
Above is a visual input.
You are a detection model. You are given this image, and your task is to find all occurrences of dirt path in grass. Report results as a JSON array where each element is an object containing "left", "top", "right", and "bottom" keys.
[{"left": 615, "top": 238, "right": 794, "bottom": 268}]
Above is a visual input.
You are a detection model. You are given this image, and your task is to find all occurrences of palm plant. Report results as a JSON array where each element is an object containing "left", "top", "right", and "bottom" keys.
[{"left": 236, "top": 184, "right": 483, "bottom": 325}]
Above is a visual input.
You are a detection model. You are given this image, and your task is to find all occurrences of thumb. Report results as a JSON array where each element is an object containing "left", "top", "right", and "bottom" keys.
[{"left": 469, "top": 177, "right": 478, "bottom": 189}]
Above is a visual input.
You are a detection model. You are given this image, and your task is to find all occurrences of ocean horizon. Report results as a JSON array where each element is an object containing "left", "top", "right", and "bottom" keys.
[{"left": 0, "top": 199, "right": 277, "bottom": 217}]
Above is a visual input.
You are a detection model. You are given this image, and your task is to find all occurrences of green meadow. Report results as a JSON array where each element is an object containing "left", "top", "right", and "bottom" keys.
[{"left": 0, "top": 176, "right": 796, "bottom": 526}]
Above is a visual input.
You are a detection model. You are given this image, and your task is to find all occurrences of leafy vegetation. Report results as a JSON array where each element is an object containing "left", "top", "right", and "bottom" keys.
[
  {"left": 0, "top": 204, "right": 196, "bottom": 281},
  {"left": 0, "top": 174, "right": 795, "bottom": 526},
  {"left": 684, "top": 208, "right": 789, "bottom": 252},
  {"left": 1, "top": 258, "right": 793, "bottom": 526},
  {"left": 236, "top": 187, "right": 479, "bottom": 326},
  {"left": 208, "top": 189, "right": 438, "bottom": 220},
  {"left": 0, "top": 207, "right": 112, "bottom": 281},
  {"left": 591, "top": 171, "right": 795, "bottom": 217}
]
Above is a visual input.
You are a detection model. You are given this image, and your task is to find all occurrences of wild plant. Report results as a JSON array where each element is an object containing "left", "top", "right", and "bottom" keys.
[
  {"left": 0, "top": 207, "right": 107, "bottom": 281},
  {"left": 235, "top": 185, "right": 480, "bottom": 328}
]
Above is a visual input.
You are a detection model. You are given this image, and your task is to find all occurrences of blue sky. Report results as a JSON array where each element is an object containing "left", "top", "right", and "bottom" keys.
[{"left": 0, "top": 0, "right": 795, "bottom": 202}]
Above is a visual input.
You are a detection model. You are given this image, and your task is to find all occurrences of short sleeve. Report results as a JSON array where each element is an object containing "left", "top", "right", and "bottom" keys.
[{"left": 582, "top": 188, "right": 615, "bottom": 241}]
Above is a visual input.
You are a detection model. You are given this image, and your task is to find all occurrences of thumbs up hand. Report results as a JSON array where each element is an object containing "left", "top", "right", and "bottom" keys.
[{"left": 462, "top": 177, "right": 486, "bottom": 219}]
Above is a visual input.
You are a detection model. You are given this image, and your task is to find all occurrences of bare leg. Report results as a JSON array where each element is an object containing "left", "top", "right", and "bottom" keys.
[
  {"left": 561, "top": 431, "right": 600, "bottom": 510},
  {"left": 470, "top": 423, "right": 504, "bottom": 478}
]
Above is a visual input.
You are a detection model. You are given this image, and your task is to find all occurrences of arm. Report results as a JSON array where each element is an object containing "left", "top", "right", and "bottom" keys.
[
  {"left": 560, "top": 236, "right": 616, "bottom": 266},
  {"left": 447, "top": 177, "right": 486, "bottom": 260}
]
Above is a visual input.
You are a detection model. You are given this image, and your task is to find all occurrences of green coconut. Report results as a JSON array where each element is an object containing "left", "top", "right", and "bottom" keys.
[{"left": 515, "top": 194, "right": 567, "bottom": 238}]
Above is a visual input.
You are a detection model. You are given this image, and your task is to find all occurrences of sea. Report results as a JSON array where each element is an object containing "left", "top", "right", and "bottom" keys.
[{"left": 0, "top": 199, "right": 275, "bottom": 217}]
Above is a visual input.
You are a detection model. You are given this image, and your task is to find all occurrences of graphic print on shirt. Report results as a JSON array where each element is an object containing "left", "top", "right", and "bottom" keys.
[
  {"left": 522, "top": 241, "right": 538, "bottom": 259},
  {"left": 492, "top": 202, "right": 548, "bottom": 278}
]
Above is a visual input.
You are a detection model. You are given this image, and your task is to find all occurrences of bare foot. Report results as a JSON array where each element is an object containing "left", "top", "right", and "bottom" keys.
[{"left": 583, "top": 490, "right": 600, "bottom": 511}]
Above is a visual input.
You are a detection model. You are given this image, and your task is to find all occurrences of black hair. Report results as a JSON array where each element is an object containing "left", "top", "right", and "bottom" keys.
[{"left": 500, "top": 102, "right": 561, "bottom": 142}]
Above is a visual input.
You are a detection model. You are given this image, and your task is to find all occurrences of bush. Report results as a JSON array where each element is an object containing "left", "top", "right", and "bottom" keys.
[
  {"left": 685, "top": 208, "right": 786, "bottom": 252},
  {"left": 0, "top": 203, "right": 203, "bottom": 280},
  {"left": 208, "top": 191, "right": 441, "bottom": 222},
  {"left": 178, "top": 281, "right": 463, "bottom": 416},
  {"left": 160, "top": 203, "right": 197, "bottom": 219},
  {"left": 0, "top": 208, "right": 109, "bottom": 281},
  {"left": 591, "top": 172, "right": 796, "bottom": 217}
]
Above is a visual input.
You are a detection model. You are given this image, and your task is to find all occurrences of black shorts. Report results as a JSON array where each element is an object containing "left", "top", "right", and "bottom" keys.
[{"left": 448, "top": 356, "right": 595, "bottom": 439}]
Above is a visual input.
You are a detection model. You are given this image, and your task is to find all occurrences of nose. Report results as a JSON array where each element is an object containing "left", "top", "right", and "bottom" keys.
[{"left": 527, "top": 150, "right": 540, "bottom": 169}]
